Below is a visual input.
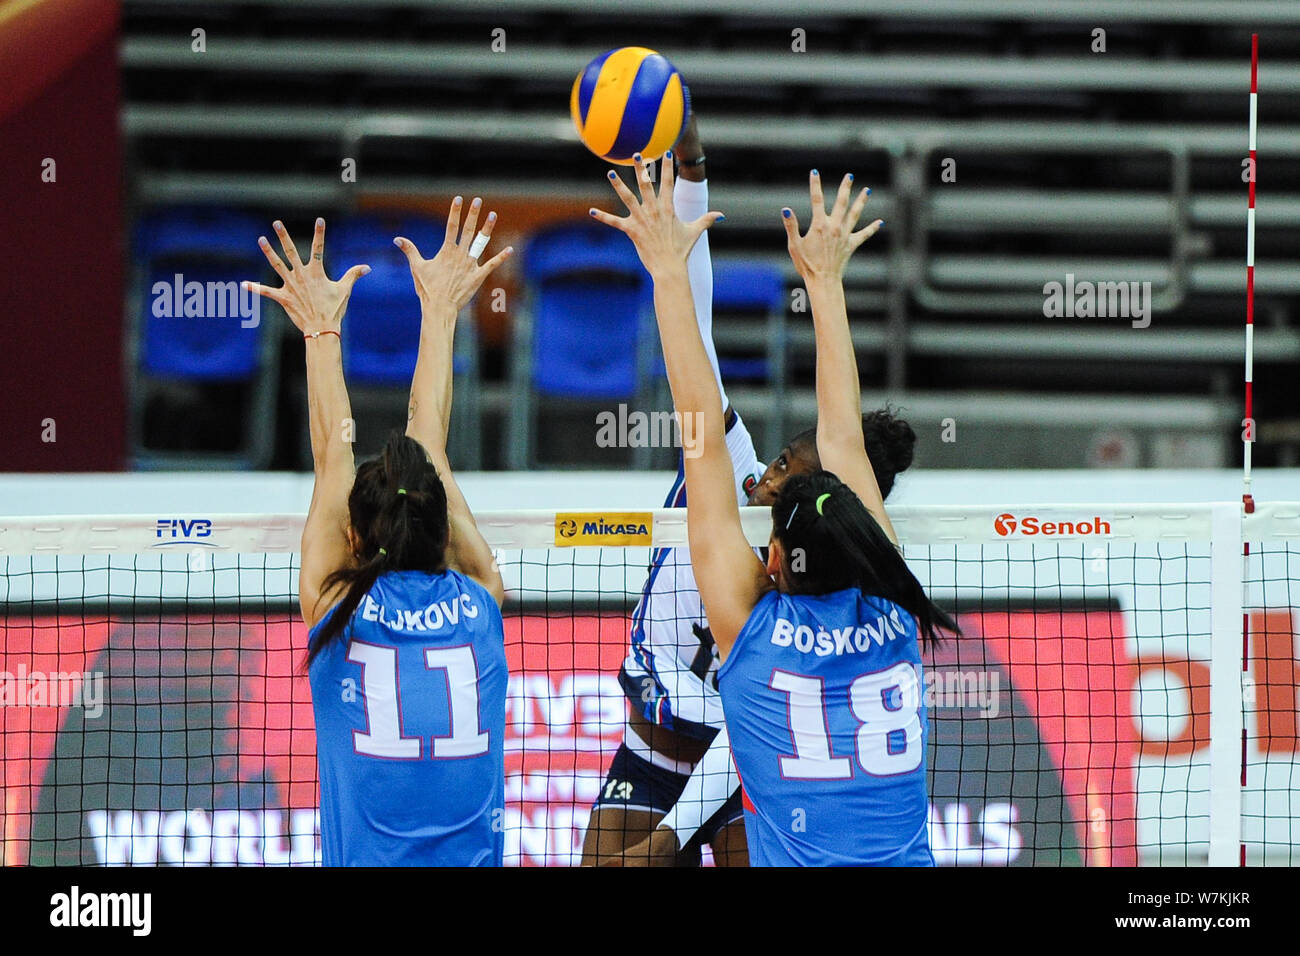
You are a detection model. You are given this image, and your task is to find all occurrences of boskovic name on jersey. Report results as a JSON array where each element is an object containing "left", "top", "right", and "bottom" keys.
[{"left": 768, "top": 604, "right": 910, "bottom": 656}]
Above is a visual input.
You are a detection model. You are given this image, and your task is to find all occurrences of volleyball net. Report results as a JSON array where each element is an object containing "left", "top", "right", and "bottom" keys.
[{"left": 1, "top": 503, "right": 1297, "bottom": 866}]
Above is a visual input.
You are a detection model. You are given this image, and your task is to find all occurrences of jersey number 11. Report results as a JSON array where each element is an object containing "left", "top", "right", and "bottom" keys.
[{"left": 348, "top": 640, "right": 490, "bottom": 759}]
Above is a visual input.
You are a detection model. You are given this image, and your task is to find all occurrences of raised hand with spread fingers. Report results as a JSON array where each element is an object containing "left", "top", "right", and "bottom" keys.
[
  {"left": 588, "top": 150, "right": 722, "bottom": 278},
  {"left": 245, "top": 217, "right": 371, "bottom": 339},
  {"left": 394, "top": 195, "right": 513, "bottom": 318},
  {"left": 780, "top": 170, "right": 882, "bottom": 283}
]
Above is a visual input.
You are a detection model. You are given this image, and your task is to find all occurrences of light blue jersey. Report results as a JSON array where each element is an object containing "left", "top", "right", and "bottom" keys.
[
  {"left": 717, "top": 587, "right": 934, "bottom": 867},
  {"left": 307, "top": 569, "right": 506, "bottom": 866}
]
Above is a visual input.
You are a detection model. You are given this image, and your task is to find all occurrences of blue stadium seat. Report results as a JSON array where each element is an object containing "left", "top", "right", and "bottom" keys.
[
  {"left": 325, "top": 213, "right": 481, "bottom": 467},
  {"left": 135, "top": 208, "right": 266, "bottom": 381},
  {"left": 712, "top": 261, "right": 786, "bottom": 378},
  {"left": 128, "top": 207, "right": 277, "bottom": 469},
  {"left": 507, "top": 222, "right": 655, "bottom": 468},
  {"left": 328, "top": 215, "right": 432, "bottom": 387}
]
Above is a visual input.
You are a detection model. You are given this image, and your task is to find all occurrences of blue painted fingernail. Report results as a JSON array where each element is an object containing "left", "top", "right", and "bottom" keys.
[
  {"left": 782, "top": 208, "right": 792, "bottom": 218},
  {"left": 589, "top": 209, "right": 597, "bottom": 217},
  {"left": 665, "top": 150, "right": 672, "bottom": 161},
  {"left": 717, "top": 214, "right": 726, "bottom": 222},
  {"left": 811, "top": 169, "right": 819, "bottom": 176},
  {"left": 879, "top": 220, "right": 886, "bottom": 226},
  {"left": 847, "top": 174, "right": 854, "bottom": 182},
  {"left": 634, "top": 152, "right": 642, "bottom": 161},
  {"left": 609, "top": 170, "right": 617, "bottom": 179},
  {"left": 867, "top": 187, "right": 872, "bottom": 195}
]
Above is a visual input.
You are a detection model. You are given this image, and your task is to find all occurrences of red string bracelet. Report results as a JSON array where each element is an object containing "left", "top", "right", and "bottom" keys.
[{"left": 303, "top": 330, "right": 341, "bottom": 341}]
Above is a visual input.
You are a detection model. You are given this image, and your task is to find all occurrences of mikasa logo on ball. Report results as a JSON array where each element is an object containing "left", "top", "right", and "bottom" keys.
[{"left": 994, "top": 512, "right": 1113, "bottom": 538}]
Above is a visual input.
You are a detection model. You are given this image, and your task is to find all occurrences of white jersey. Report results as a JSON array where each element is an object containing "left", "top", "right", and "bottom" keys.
[
  {"left": 616, "top": 175, "right": 766, "bottom": 739},
  {"left": 618, "top": 423, "right": 763, "bottom": 739}
]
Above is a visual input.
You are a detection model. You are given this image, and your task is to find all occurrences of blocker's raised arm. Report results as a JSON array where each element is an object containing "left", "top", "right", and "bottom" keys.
[
  {"left": 396, "top": 196, "right": 512, "bottom": 605},
  {"left": 245, "top": 218, "right": 370, "bottom": 627},
  {"left": 590, "top": 154, "right": 769, "bottom": 657}
]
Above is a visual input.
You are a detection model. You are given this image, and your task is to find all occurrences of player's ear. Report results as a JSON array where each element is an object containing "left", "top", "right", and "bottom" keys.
[{"left": 765, "top": 537, "right": 784, "bottom": 580}]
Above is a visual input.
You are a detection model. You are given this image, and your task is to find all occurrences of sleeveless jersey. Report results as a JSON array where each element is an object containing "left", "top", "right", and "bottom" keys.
[
  {"left": 717, "top": 587, "right": 934, "bottom": 866},
  {"left": 307, "top": 568, "right": 506, "bottom": 866}
]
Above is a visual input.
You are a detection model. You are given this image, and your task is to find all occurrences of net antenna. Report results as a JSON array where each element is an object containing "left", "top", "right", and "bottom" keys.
[
  {"left": 1244, "top": 33, "right": 1259, "bottom": 515},
  {"left": 1237, "top": 32, "right": 1262, "bottom": 868}
]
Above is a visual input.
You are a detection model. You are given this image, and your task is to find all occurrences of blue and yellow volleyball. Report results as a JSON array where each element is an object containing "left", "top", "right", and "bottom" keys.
[{"left": 570, "top": 47, "right": 689, "bottom": 165}]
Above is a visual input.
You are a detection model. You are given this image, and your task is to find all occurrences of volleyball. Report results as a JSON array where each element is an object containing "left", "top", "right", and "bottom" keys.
[{"left": 569, "top": 46, "right": 689, "bottom": 165}]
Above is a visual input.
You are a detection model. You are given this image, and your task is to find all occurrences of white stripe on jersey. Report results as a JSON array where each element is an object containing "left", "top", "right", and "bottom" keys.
[{"left": 621, "top": 414, "right": 764, "bottom": 732}]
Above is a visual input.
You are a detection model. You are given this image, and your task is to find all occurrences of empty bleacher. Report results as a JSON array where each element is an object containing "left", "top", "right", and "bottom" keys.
[{"left": 120, "top": 0, "right": 1300, "bottom": 469}]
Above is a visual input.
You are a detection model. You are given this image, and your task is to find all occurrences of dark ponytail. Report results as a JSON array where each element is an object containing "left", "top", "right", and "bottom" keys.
[
  {"left": 306, "top": 431, "right": 450, "bottom": 668},
  {"left": 770, "top": 471, "right": 959, "bottom": 648}
]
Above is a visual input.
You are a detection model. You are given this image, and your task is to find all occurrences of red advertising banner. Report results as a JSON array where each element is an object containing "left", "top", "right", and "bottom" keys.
[{"left": 1, "top": 609, "right": 1145, "bottom": 866}]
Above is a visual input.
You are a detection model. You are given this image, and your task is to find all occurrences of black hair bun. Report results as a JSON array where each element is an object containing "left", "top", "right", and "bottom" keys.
[{"left": 862, "top": 406, "right": 916, "bottom": 498}]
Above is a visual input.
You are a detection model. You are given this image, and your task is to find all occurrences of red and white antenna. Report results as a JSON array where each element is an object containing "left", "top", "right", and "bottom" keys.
[
  {"left": 1244, "top": 34, "right": 1258, "bottom": 514},
  {"left": 1241, "top": 33, "right": 1260, "bottom": 868}
]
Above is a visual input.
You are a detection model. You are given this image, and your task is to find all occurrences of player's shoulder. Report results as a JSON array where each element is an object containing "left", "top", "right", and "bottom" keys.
[
  {"left": 741, "top": 587, "right": 892, "bottom": 638},
  {"left": 442, "top": 569, "right": 504, "bottom": 617},
  {"left": 374, "top": 569, "right": 499, "bottom": 618},
  {"left": 377, "top": 566, "right": 463, "bottom": 590},
  {"left": 857, "top": 589, "right": 914, "bottom": 626}
]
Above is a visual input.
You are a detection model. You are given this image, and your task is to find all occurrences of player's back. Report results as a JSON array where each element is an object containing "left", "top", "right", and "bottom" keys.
[
  {"left": 717, "top": 587, "right": 933, "bottom": 866},
  {"left": 308, "top": 568, "right": 506, "bottom": 866}
]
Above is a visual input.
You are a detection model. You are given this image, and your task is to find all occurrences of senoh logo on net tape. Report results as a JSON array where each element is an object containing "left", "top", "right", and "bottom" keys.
[
  {"left": 554, "top": 512, "right": 653, "bottom": 547},
  {"left": 993, "top": 512, "right": 1113, "bottom": 538}
]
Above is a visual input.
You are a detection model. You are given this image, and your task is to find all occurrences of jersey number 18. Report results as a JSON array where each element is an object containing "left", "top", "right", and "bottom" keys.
[{"left": 769, "top": 661, "right": 922, "bottom": 779}]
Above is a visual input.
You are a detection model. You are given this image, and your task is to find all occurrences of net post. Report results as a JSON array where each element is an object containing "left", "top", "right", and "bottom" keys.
[{"left": 1209, "top": 502, "right": 1245, "bottom": 866}]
